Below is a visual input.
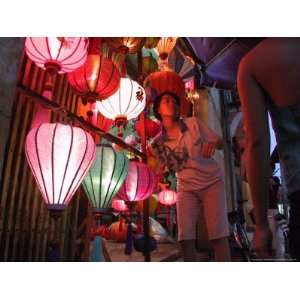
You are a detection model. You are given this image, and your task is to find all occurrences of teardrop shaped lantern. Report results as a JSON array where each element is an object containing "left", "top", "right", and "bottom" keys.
[
  {"left": 25, "top": 37, "right": 89, "bottom": 73},
  {"left": 96, "top": 78, "right": 146, "bottom": 136},
  {"left": 68, "top": 54, "right": 121, "bottom": 104},
  {"left": 158, "top": 189, "right": 177, "bottom": 206},
  {"left": 156, "top": 37, "right": 178, "bottom": 60},
  {"left": 82, "top": 145, "right": 129, "bottom": 213},
  {"left": 135, "top": 117, "right": 161, "bottom": 139},
  {"left": 25, "top": 123, "right": 96, "bottom": 212},
  {"left": 117, "top": 161, "right": 157, "bottom": 202}
]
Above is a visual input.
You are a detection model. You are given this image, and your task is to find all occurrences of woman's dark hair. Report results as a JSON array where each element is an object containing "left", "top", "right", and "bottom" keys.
[{"left": 153, "top": 91, "right": 181, "bottom": 121}]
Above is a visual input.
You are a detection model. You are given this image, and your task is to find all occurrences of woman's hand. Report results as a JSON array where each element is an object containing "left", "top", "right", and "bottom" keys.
[{"left": 200, "top": 141, "right": 217, "bottom": 158}]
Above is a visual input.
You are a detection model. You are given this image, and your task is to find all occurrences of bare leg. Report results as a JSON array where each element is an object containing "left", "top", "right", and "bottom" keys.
[
  {"left": 210, "top": 237, "right": 231, "bottom": 262},
  {"left": 180, "top": 240, "right": 197, "bottom": 262},
  {"left": 237, "top": 49, "right": 273, "bottom": 258}
]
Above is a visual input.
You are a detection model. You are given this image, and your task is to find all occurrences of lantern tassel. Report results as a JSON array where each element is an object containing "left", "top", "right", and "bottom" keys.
[{"left": 124, "top": 222, "right": 133, "bottom": 255}]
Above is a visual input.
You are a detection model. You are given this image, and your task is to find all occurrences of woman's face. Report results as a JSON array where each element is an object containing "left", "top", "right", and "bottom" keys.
[{"left": 158, "top": 94, "right": 179, "bottom": 119}]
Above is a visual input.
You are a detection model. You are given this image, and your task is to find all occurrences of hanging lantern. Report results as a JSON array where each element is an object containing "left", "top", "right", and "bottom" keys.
[
  {"left": 112, "top": 199, "right": 129, "bottom": 212},
  {"left": 96, "top": 78, "right": 146, "bottom": 137},
  {"left": 104, "top": 37, "right": 145, "bottom": 54},
  {"left": 158, "top": 189, "right": 177, "bottom": 206},
  {"left": 117, "top": 161, "right": 157, "bottom": 202},
  {"left": 68, "top": 54, "right": 121, "bottom": 104},
  {"left": 144, "top": 70, "right": 190, "bottom": 117},
  {"left": 135, "top": 117, "right": 161, "bottom": 139},
  {"left": 144, "top": 37, "right": 161, "bottom": 49},
  {"left": 25, "top": 37, "right": 88, "bottom": 74},
  {"left": 142, "top": 54, "right": 158, "bottom": 76},
  {"left": 156, "top": 37, "right": 178, "bottom": 60},
  {"left": 82, "top": 144, "right": 129, "bottom": 213},
  {"left": 25, "top": 123, "right": 96, "bottom": 212}
]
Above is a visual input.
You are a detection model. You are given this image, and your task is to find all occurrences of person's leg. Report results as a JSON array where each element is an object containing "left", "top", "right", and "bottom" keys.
[
  {"left": 176, "top": 191, "right": 200, "bottom": 261},
  {"left": 210, "top": 237, "right": 231, "bottom": 262},
  {"left": 237, "top": 50, "right": 273, "bottom": 258},
  {"left": 201, "top": 180, "right": 231, "bottom": 261}
]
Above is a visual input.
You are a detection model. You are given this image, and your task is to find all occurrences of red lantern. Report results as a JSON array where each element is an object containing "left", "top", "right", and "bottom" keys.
[
  {"left": 117, "top": 161, "right": 157, "bottom": 202},
  {"left": 25, "top": 37, "right": 88, "bottom": 74},
  {"left": 158, "top": 189, "right": 177, "bottom": 206},
  {"left": 25, "top": 123, "right": 96, "bottom": 212},
  {"left": 68, "top": 54, "right": 121, "bottom": 104},
  {"left": 144, "top": 70, "right": 190, "bottom": 117},
  {"left": 156, "top": 37, "right": 178, "bottom": 60},
  {"left": 135, "top": 118, "right": 161, "bottom": 139},
  {"left": 112, "top": 199, "right": 129, "bottom": 212},
  {"left": 104, "top": 37, "right": 145, "bottom": 54}
]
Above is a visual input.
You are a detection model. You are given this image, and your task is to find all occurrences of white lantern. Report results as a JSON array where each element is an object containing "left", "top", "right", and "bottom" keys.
[{"left": 96, "top": 78, "right": 146, "bottom": 126}]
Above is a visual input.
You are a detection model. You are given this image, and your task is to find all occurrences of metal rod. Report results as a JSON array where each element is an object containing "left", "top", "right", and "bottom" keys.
[{"left": 17, "top": 83, "right": 146, "bottom": 161}]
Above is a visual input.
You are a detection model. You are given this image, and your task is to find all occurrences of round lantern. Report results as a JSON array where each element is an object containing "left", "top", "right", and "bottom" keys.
[
  {"left": 144, "top": 70, "right": 190, "bottom": 117},
  {"left": 155, "top": 37, "right": 178, "bottom": 60},
  {"left": 25, "top": 37, "right": 88, "bottom": 74},
  {"left": 112, "top": 199, "right": 129, "bottom": 212},
  {"left": 158, "top": 189, "right": 177, "bottom": 206},
  {"left": 68, "top": 54, "right": 121, "bottom": 104},
  {"left": 25, "top": 123, "right": 96, "bottom": 212},
  {"left": 117, "top": 161, "right": 157, "bottom": 202},
  {"left": 96, "top": 78, "right": 146, "bottom": 135},
  {"left": 135, "top": 117, "right": 161, "bottom": 139},
  {"left": 104, "top": 37, "right": 145, "bottom": 54},
  {"left": 82, "top": 144, "right": 129, "bottom": 213},
  {"left": 144, "top": 37, "right": 161, "bottom": 49}
]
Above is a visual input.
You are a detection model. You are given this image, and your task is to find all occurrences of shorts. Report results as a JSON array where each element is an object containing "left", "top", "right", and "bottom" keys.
[{"left": 176, "top": 179, "right": 230, "bottom": 241}]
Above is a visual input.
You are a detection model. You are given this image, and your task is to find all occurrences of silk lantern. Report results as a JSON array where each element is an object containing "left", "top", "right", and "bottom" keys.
[
  {"left": 97, "top": 78, "right": 146, "bottom": 137},
  {"left": 25, "top": 37, "right": 88, "bottom": 74},
  {"left": 156, "top": 37, "right": 178, "bottom": 60},
  {"left": 25, "top": 123, "right": 96, "bottom": 212},
  {"left": 158, "top": 189, "right": 177, "bottom": 206},
  {"left": 68, "top": 54, "right": 121, "bottom": 104},
  {"left": 135, "top": 117, "right": 161, "bottom": 139},
  {"left": 82, "top": 144, "right": 129, "bottom": 213},
  {"left": 104, "top": 37, "right": 145, "bottom": 54}
]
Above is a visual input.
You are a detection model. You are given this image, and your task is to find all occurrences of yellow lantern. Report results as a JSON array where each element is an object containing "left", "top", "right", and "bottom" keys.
[{"left": 156, "top": 37, "right": 178, "bottom": 60}]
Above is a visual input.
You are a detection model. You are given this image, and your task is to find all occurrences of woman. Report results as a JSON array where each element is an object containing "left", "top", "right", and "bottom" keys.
[
  {"left": 237, "top": 38, "right": 300, "bottom": 259},
  {"left": 150, "top": 91, "right": 231, "bottom": 261}
]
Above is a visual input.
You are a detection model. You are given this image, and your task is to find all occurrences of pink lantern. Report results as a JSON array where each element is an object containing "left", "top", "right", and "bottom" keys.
[
  {"left": 25, "top": 37, "right": 89, "bottom": 73},
  {"left": 117, "top": 161, "right": 157, "bottom": 202},
  {"left": 112, "top": 199, "right": 129, "bottom": 212},
  {"left": 158, "top": 189, "right": 177, "bottom": 206},
  {"left": 25, "top": 123, "right": 96, "bottom": 212}
]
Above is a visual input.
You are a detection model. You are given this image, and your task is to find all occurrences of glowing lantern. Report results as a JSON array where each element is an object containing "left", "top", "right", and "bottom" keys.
[
  {"left": 117, "top": 161, "right": 157, "bottom": 202},
  {"left": 25, "top": 37, "right": 88, "bottom": 74},
  {"left": 144, "top": 37, "right": 160, "bottom": 49},
  {"left": 158, "top": 189, "right": 177, "bottom": 206},
  {"left": 112, "top": 199, "right": 129, "bottom": 212},
  {"left": 68, "top": 54, "right": 120, "bottom": 104},
  {"left": 25, "top": 123, "right": 96, "bottom": 212},
  {"left": 104, "top": 37, "right": 145, "bottom": 54},
  {"left": 135, "top": 117, "right": 161, "bottom": 139},
  {"left": 96, "top": 78, "right": 146, "bottom": 136},
  {"left": 144, "top": 70, "right": 190, "bottom": 117},
  {"left": 82, "top": 145, "right": 129, "bottom": 213},
  {"left": 156, "top": 37, "right": 178, "bottom": 60}
]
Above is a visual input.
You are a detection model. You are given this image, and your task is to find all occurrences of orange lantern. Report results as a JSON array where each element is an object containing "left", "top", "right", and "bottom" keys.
[
  {"left": 104, "top": 37, "right": 145, "bottom": 54},
  {"left": 156, "top": 37, "right": 178, "bottom": 60}
]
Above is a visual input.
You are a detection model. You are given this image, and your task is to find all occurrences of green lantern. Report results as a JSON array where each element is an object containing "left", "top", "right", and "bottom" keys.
[{"left": 82, "top": 144, "right": 129, "bottom": 213}]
